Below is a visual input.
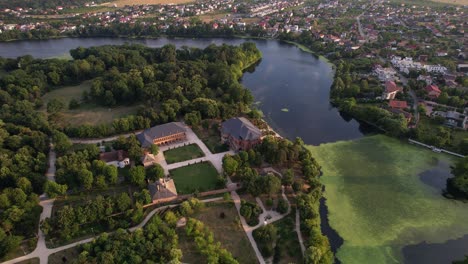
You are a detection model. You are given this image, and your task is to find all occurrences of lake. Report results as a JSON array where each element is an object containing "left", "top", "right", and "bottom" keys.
[{"left": 0, "top": 37, "right": 365, "bottom": 145}]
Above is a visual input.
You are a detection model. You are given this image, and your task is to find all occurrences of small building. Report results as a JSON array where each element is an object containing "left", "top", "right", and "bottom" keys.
[
  {"left": 221, "top": 117, "right": 262, "bottom": 151},
  {"left": 425, "top": 85, "right": 441, "bottom": 99},
  {"left": 141, "top": 153, "right": 157, "bottom": 167},
  {"left": 382, "top": 81, "right": 402, "bottom": 100},
  {"left": 99, "top": 150, "right": 130, "bottom": 168},
  {"left": 389, "top": 108, "right": 413, "bottom": 123},
  {"left": 149, "top": 178, "right": 178, "bottom": 202},
  {"left": 389, "top": 100, "right": 408, "bottom": 110},
  {"left": 137, "top": 122, "right": 186, "bottom": 148}
]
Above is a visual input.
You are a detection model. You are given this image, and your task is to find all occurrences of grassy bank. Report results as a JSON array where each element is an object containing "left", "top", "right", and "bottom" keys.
[{"left": 308, "top": 135, "right": 468, "bottom": 264}]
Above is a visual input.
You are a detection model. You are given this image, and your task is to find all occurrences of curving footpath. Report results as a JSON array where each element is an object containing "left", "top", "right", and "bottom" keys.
[{"left": 230, "top": 186, "right": 292, "bottom": 264}]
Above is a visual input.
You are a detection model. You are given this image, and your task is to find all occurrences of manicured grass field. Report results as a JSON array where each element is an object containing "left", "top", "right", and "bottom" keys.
[
  {"left": 41, "top": 81, "right": 139, "bottom": 126},
  {"left": 169, "top": 162, "right": 219, "bottom": 194},
  {"left": 163, "top": 144, "right": 205, "bottom": 164},
  {"left": 308, "top": 135, "right": 468, "bottom": 264},
  {"left": 193, "top": 200, "right": 258, "bottom": 263}
]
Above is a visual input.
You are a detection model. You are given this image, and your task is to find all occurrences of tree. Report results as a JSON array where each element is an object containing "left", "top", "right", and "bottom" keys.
[
  {"left": 253, "top": 225, "right": 277, "bottom": 257},
  {"left": 47, "top": 98, "right": 65, "bottom": 113},
  {"left": 128, "top": 166, "right": 146, "bottom": 187},
  {"left": 222, "top": 155, "right": 238, "bottom": 176},
  {"left": 103, "top": 165, "right": 118, "bottom": 185},
  {"left": 184, "top": 111, "right": 201, "bottom": 127},
  {"left": 282, "top": 169, "right": 294, "bottom": 186},
  {"left": 78, "top": 169, "right": 94, "bottom": 190},
  {"left": 446, "top": 156, "right": 468, "bottom": 199},
  {"left": 52, "top": 130, "right": 72, "bottom": 155},
  {"left": 261, "top": 174, "right": 282, "bottom": 196},
  {"left": 147, "top": 164, "right": 164, "bottom": 181},
  {"left": 116, "top": 193, "right": 132, "bottom": 212},
  {"left": 45, "top": 181, "right": 68, "bottom": 198},
  {"left": 164, "top": 211, "right": 178, "bottom": 228},
  {"left": 150, "top": 144, "right": 159, "bottom": 155},
  {"left": 16, "top": 177, "right": 32, "bottom": 194}
]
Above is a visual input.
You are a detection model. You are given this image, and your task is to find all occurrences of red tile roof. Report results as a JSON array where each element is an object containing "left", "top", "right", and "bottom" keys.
[
  {"left": 389, "top": 100, "right": 408, "bottom": 109},
  {"left": 425, "top": 85, "right": 441, "bottom": 93},
  {"left": 385, "top": 81, "right": 401, "bottom": 93},
  {"left": 99, "top": 150, "right": 128, "bottom": 163}
]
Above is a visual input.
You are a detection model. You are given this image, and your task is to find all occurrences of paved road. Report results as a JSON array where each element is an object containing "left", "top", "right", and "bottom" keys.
[
  {"left": 45, "top": 146, "right": 56, "bottom": 182},
  {"left": 70, "top": 131, "right": 142, "bottom": 144}
]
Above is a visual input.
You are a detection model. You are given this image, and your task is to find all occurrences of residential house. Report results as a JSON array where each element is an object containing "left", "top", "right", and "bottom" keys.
[
  {"left": 389, "top": 100, "right": 408, "bottom": 110},
  {"left": 425, "top": 84, "right": 441, "bottom": 99},
  {"left": 389, "top": 108, "right": 413, "bottom": 123},
  {"left": 382, "top": 81, "right": 402, "bottom": 100},
  {"left": 137, "top": 122, "right": 186, "bottom": 148},
  {"left": 432, "top": 109, "right": 468, "bottom": 130},
  {"left": 417, "top": 75, "right": 432, "bottom": 85},
  {"left": 99, "top": 150, "right": 130, "bottom": 168},
  {"left": 221, "top": 117, "right": 262, "bottom": 151}
]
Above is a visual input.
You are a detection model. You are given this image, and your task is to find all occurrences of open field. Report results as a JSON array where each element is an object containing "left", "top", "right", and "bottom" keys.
[
  {"left": 41, "top": 81, "right": 139, "bottom": 126},
  {"left": 163, "top": 143, "right": 205, "bottom": 164},
  {"left": 102, "top": 0, "right": 193, "bottom": 7},
  {"left": 177, "top": 229, "right": 206, "bottom": 263},
  {"left": 42, "top": 81, "right": 91, "bottom": 104},
  {"left": 197, "top": 12, "right": 230, "bottom": 23},
  {"left": 194, "top": 200, "right": 258, "bottom": 263},
  {"left": 308, "top": 135, "right": 468, "bottom": 264},
  {"left": 169, "top": 162, "right": 219, "bottom": 194}
]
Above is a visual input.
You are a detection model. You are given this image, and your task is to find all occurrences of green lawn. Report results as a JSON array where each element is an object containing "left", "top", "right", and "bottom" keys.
[
  {"left": 308, "top": 135, "right": 468, "bottom": 264},
  {"left": 163, "top": 144, "right": 205, "bottom": 164},
  {"left": 169, "top": 162, "right": 219, "bottom": 194}
]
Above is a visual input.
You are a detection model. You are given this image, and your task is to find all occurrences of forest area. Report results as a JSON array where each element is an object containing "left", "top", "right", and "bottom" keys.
[{"left": 0, "top": 42, "right": 261, "bottom": 260}]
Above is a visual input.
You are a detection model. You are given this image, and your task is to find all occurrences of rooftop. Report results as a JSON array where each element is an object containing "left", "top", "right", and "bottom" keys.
[
  {"left": 137, "top": 122, "right": 186, "bottom": 148},
  {"left": 221, "top": 117, "right": 262, "bottom": 141}
]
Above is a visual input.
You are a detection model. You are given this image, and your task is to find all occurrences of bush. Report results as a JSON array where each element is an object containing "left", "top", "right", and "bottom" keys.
[
  {"left": 240, "top": 200, "right": 262, "bottom": 226},
  {"left": 276, "top": 198, "right": 288, "bottom": 214}
]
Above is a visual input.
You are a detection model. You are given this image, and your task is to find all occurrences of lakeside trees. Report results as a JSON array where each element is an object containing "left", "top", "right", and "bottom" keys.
[{"left": 446, "top": 156, "right": 468, "bottom": 199}]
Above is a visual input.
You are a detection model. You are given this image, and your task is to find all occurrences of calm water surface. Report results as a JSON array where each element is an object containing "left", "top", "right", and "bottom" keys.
[{"left": 0, "top": 37, "right": 364, "bottom": 145}]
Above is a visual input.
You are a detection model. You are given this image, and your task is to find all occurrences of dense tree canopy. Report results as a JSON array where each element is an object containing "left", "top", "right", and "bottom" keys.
[{"left": 446, "top": 156, "right": 468, "bottom": 199}]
